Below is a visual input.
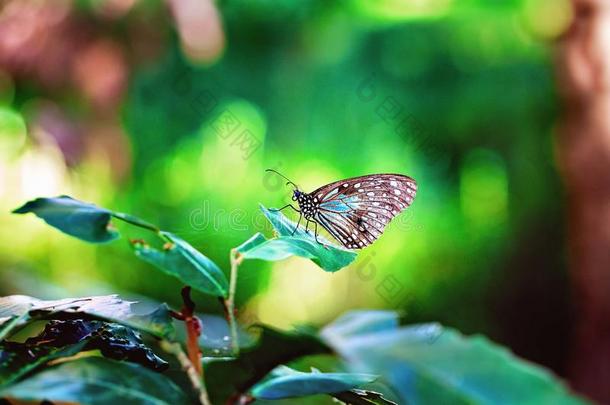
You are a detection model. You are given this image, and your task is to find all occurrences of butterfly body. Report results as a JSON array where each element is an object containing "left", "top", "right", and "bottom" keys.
[
  {"left": 293, "top": 190, "right": 318, "bottom": 220},
  {"left": 280, "top": 173, "right": 417, "bottom": 250}
]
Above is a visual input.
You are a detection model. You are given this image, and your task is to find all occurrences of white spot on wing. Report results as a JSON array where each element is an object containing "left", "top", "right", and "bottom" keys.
[{"left": 325, "top": 188, "right": 339, "bottom": 199}]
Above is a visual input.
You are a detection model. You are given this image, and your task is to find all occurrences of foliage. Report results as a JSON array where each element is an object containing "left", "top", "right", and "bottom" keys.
[
  {"left": 13, "top": 196, "right": 229, "bottom": 298},
  {"left": 0, "top": 294, "right": 175, "bottom": 340},
  {"left": 0, "top": 1, "right": 572, "bottom": 396},
  {"left": 250, "top": 366, "right": 379, "bottom": 400},
  {"left": 236, "top": 205, "right": 357, "bottom": 272},
  {"left": 0, "top": 358, "right": 189, "bottom": 405},
  {"left": 0, "top": 196, "right": 588, "bottom": 404},
  {"left": 132, "top": 233, "right": 228, "bottom": 298}
]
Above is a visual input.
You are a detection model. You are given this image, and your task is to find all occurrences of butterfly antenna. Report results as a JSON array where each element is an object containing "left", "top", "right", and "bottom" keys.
[{"left": 265, "top": 169, "right": 299, "bottom": 189}]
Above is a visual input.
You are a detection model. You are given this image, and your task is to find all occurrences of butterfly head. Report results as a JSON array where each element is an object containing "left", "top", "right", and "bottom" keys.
[{"left": 291, "top": 189, "right": 303, "bottom": 201}]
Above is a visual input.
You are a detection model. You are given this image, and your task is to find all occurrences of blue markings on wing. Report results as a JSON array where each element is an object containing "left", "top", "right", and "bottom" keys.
[{"left": 319, "top": 195, "right": 360, "bottom": 212}]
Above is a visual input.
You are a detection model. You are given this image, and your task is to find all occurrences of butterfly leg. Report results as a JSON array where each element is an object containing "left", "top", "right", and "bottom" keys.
[
  {"left": 271, "top": 204, "right": 300, "bottom": 213},
  {"left": 291, "top": 213, "right": 302, "bottom": 236},
  {"left": 305, "top": 220, "right": 310, "bottom": 234},
  {"left": 312, "top": 222, "right": 330, "bottom": 250}
]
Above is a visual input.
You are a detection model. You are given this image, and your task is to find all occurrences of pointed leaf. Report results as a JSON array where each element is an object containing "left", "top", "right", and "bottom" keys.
[
  {"left": 235, "top": 232, "right": 267, "bottom": 253},
  {"left": 238, "top": 206, "right": 357, "bottom": 272},
  {"left": 12, "top": 196, "right": 119, "bottom": 243},
  {"left": 323, "top": 312, "right": 589, "bottom": 405},
  {"left": 0, "top": 295, "right": 174, "bottom": 340},
  {"left": 0, "top": 357, "right": 189, "bottom": 405},
  {"left": 131, "top": 232, "right": 228, "bottom": 297},
  {"left": 251, "top": 366, "right": 378, "bottom": 400}
]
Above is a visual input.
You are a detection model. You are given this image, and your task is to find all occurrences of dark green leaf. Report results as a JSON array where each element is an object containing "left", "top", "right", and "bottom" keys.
[
  {"left": 0, "top": 357, "right": 189, "bottom": 405},
  {"left": 251, "top": 366, "right": 378, "bottom": 400},
  {"left": 131, "top": 232, "right": 228, "bottom": 297},
  {"left": 323, "top": 312, "right": 589, "bottom": 405},
  {"left": 0, "top": 333, "right": 88, "bottom": 387},
  {"left": 205, "top": 325, "right": 333, "bottom": 403},
  {"left": 12, "top": 196, "right": 119, "bottom": 243},
  {"left": 84, "top": 321, "right": 169, "bottom": 371},
  {"left": 0, "top": 295, "right": 174, "bottom": 340},
  {"left": 237, "top": 206, "right": 357, "bottom": 272},
  {"left": 0, "top": 320, "right": 168, "bottom": 386}
]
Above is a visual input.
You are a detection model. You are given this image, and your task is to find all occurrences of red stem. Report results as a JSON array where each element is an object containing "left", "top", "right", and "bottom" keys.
[{"left": 181, "top": 286, "right": 202, "bottom": 376}]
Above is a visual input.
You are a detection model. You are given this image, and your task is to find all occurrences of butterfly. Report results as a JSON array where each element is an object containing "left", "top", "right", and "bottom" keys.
[{"left": 266, "top": 169, "right": 417, "bottom": 250}]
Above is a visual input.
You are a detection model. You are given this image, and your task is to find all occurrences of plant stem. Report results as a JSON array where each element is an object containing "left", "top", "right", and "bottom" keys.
[
  {"left": 225, "top": 248, "right": 242, "bottom": 356},
  {"left": 161, "top": 340, "right": 212, "bottom": 405},
  {"left": 181, "top": 286, "right": 203, "bottom": 376}
]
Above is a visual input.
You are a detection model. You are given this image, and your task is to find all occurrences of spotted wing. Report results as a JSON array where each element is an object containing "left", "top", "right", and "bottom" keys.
[{"left": 310, "top": 174, "right": 417, "bottom": 249}]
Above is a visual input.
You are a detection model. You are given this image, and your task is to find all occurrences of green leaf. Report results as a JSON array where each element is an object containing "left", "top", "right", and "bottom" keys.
[
  {"left": 0, "top": 357, "right": 189, "bottom": 405},
  {"left": 12, "top": 196, "right": 119, "bottom": 243},
  {"left": 0, "top": 295, "right": 174, "bottom": 340},
  {"left": 251, "top": 366, "right": 378, "bottom": 400},
  {"left": 205, "top": 325, "right": 333, "bottom": 403},
  {"left": 131, "top": 232, "right": 228, "bottom": 297},
  {"left": 0, "top": 295, "right": 35, "bottom": 340},
  {"left": 125, "top": 303, "right": 175, "bottom": 340},
  {"left": 236, "top": 232, "right": 268, "bottom": 253},
  {"left": 320, "top": 310, "right": 400, "bottom": 346},
  {"left": 322, "top": 312, "right": 589, "bottom": 405},
  {"left": 236, "top": 206, "right": 357, "bottom": 272}
]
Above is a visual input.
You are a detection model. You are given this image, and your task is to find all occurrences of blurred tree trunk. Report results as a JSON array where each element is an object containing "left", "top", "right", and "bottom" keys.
[{"left": 557, "top": 0, "right": 610, "bottom": 403}]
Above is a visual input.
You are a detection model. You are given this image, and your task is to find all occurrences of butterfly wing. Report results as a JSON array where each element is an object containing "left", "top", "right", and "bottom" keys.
[{"left": 310, "top": 174, "right": 417, "bottom": 249}]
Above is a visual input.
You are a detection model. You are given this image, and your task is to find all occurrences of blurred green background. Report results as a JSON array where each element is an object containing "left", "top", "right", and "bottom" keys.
[{"left": 0, "top": 0, "right": 573, "bottom": 380}]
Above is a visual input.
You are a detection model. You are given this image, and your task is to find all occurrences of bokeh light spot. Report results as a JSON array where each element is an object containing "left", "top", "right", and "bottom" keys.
[
  {"left": 0, "top": 107, "right": 27, "bottom": 157},
  {"left": 521, "top": 0, "right": 572, "bottom": 40},
  {"left": 460, "top": 149, "right": 508, "bottom": 228}
]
